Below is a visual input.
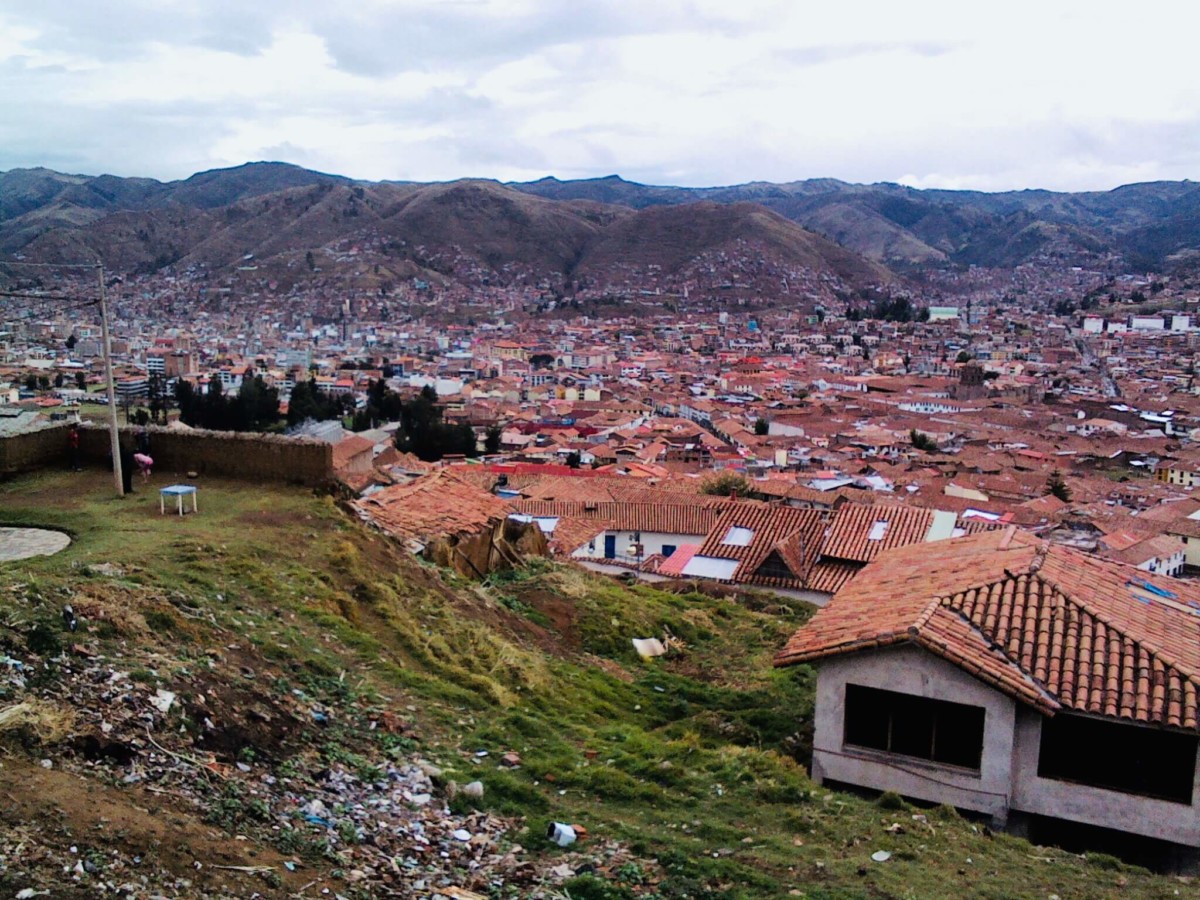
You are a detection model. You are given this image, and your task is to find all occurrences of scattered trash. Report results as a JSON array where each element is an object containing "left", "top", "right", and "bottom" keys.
[
  {"left": 452, "top": 828, "right": 473, "bottom": 842},
  {"left": 871, "top": 850, "right": 892, "bottom": 862},
  {"left": 500, "top": 752, "right": 522, "bottom": 767},
  {"left": 150, "top": 689, "right": 176, "bottom": 714},
  {"left": 547, "top": 822, "right": 577, "bottom": 847},
  {"left": 631, "top": 638, "right": 666, "bottom": 658},
  {"left": 61, "top": 605, "right": 77, "bottom": 632}
]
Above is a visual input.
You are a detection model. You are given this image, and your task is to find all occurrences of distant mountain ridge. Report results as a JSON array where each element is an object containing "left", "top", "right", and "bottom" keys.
[
  {"left": 510, "top": 174, "right": 1200, "bottom": 270},
  {"left": 1, "top": 163, "right": 1197, "bottom": 288},
  {"left": 0, "top": 163, "right": 892, "bottom": 290}
]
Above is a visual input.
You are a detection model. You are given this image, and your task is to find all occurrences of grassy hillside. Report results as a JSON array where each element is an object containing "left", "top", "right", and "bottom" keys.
[{"left": 0, "top": 471, "right": 1185, "bottom": 898}]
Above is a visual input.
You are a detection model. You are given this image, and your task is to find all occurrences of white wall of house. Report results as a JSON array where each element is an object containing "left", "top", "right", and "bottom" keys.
[
  {"left": 811, "top": 645, "right": 1017, "bottom": 821},
  {"left": 1009, "top": 708, "right": 1200, "bottom": 847},
  {"left": 569, "top": 530, "right": 701, "bottom": 563}
]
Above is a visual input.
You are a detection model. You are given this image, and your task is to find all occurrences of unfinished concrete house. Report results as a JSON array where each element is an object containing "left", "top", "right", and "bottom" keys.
[{"left": 776, "top": 527, "right": 1200, "bottom": 869}]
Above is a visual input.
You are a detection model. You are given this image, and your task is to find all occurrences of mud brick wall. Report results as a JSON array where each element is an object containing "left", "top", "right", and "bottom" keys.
[
  {"left": 0, "top": 423, "right": 72, "bottom": 475},
  {"left": 70, "top": 425, "right": 334, "bottom": 485}
]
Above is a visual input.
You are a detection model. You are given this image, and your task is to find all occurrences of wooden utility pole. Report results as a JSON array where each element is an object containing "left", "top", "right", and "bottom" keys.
[{"left": 97, "top": 263, "right": 123, "bottom": 496}]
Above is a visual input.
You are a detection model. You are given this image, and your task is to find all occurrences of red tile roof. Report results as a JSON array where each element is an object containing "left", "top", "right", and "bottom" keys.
[
  {"left": 820, "top": 502, "right": 935, "bottom": 564},
  {"left": 352, "top": 471, "right": 514, "bottom": 543},
  {"left": 776, "top": 528, "right": 1200, "bottom": 730},
  {"left": 695, "top": 505, "right": 827, "bottom": 586}
]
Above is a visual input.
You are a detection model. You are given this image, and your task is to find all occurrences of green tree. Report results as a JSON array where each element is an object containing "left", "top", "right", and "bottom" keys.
[
  {"left": 565, "top": 450, "right": 582, "bottom": 469},
  {"left": 700, "top": 471, "right": 753, "bottom": 497},
  {"left": 753, "top": 417, "right": 769, "bottom": 436},
  {"left": 955, "top": 350, "right": 974, "bottom": 364},
  {"left": 287, "top": 379, "right": 346, "bottom": 427},
  {"left": 1046, "top": 470, "right": 1072, "bottom": 502},
  {"left": 65, "top": 334, "right": 77, "bottom": 350},
  {"left": 174, "top": 378, "right": 197, "bottom": 424},
  {"left": 484, "top": 424, "right": 503, "bottom": 454},
  {"left": 910, "top": 429, "right": 938, "bottom": 452},
  {"left": 394, "top": 386, "right": 478, "bottom": 462},
  {"left": 75, "top": 372, "right": 87, "bottom": 391}
]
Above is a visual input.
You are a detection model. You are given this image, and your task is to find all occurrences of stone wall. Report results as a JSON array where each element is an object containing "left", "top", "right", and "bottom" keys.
[
  {"left": 1, "top": 423, "right": 332, "bottom": 486},
  {"left": 0, "top": 423, "right": 72, "bottom": 475}
]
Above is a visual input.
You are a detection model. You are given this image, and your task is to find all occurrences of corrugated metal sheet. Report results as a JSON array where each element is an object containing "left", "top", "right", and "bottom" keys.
[{"left": 681, "top": 555, "right": 740, "bottom": 580}]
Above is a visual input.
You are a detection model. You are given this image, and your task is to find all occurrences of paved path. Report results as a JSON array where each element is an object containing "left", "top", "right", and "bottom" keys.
[{"left": 0, "top": 528, "right": 71, "bottom": 562}]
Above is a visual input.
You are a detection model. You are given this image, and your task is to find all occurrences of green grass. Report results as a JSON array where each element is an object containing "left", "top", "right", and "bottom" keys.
[{"left": 0, "top": 470, "right": 1180, "bottom": 898}]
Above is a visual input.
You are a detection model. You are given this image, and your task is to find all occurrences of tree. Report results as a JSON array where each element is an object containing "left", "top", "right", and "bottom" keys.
[
  {"left": 65, "top": 334, "right": 77, "bottom": 350},
  {"left": 1046, "top": 470, "right": 1072, "bottom": 503},
  {"left": 175, "top": 378, "right": 198, "bottom": 424},
  {"left": 394, "top": 385, "right": 479, "bottom": 462},
  {"left": 753, "top": 417, "right": 769, "bottom": 436},
  {"left": 287, "top": 379, "right": 345, "bottom": 427},
  {"left": 910, "top": 429, "right": 938, "bottom": 453},
  {"left": 147, "top": 373, "right": 168, "bottom": 424},
  {"left": 75, "top": 372, "right": 87, "bottom": 391},
  {"left": 54, "top": 372, "right": 65, "bottom": 388},
  {"left": 484, "top": 425, "right": 502, "bottom": 454},
  {"left": 565, "top": 450, "right": 582, "bottom": 469},
  {"left": 955, "top": 350, "right": 974, "bottom": 364},
  {"left": 700, "top": 471, "right": 753, "bottom": 497}
]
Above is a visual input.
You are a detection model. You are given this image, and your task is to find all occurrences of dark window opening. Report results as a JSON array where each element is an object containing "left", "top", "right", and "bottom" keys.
[
  {"left": 661, "top": 544, "right": 677, "bottom": 558},
  {"left": 844, "top": 684, "right": 985, "bottom": 770},
  {"left": 1038, "top": 714, "right": 1197, "bottom": 804},
  {"left": 755, "top": 550, "right": 795, "bottom": 581}
]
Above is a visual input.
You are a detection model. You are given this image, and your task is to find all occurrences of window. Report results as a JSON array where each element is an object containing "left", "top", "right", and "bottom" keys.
[
  {"left": 721, "top": 526, "right": 754, "bottom": 546},
  {"left": 661, "top": 545, "right": 677, "bottom": 558},
  {"left": 755, "top": 550, "right": 795, "bottom": 580},
  {"left": 843, "top": 684, "right": 985, "bottom": 770},
  {"left": 1038, "top": 714, "right": 1197, "bottom": 804}
]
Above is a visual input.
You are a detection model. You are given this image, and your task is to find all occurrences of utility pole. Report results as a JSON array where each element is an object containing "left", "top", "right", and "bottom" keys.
[{"left": 97, "top": 263, "right": 123, "bottom": 496}]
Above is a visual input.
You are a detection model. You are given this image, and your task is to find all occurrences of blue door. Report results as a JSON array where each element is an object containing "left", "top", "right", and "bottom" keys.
[{"left": 604, "top": 534, "right": 617, "bottom": 559}]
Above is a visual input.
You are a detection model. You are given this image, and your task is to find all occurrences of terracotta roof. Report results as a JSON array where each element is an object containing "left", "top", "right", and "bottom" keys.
[
  {"left": 353, "top": 471, "right": 513, "bottom": 543},
  {"left": 695, "top": 506, "right": 827, "bottom": 586},
  {"left": 656, "top": 544, "right": 701, "bottom": 577},
  {"left": 820, "top": 502, "right": 935, "bottom": 564},
  {"left": 776, "top": 528, "right": 1200, "bottom": 730},
  {"left": 804, "top": 559, "right": 862, "bottom": 594},
  {"left": 332, "top": 434, "right": 375, "bottom": 468}
]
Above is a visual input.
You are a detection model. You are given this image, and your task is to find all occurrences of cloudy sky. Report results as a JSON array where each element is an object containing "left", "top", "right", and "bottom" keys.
[{"left": 2, "top": 0, "right": 1197, "bottom": 191}]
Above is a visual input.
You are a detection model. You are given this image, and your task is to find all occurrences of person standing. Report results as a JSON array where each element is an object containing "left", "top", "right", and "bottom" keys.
[
  {"left": 67, "top": 423, "right": 81, "bottom": 471},
  {"left": 119, "top": 440, "right": 134, "bottom": 495}
]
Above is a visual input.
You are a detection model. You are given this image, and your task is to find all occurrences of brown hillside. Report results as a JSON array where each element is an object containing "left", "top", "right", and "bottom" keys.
[{"left": 578, "top": 201, "right": 895, "bottom": 283}]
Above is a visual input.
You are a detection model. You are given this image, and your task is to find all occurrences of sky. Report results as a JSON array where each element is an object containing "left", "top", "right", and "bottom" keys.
[{"left": 2, "top": 0, "right": 1198, "bottom": 192}]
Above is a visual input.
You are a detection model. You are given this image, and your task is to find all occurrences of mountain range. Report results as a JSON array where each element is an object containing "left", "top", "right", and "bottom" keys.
[{"left": 1, "top": 163, "right": 1198, "bottom": 290}]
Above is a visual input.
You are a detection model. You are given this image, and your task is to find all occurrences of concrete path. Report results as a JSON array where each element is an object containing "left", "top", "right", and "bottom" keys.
[{"left": 0, "top": 528, "right": 71, "bottom": 562}]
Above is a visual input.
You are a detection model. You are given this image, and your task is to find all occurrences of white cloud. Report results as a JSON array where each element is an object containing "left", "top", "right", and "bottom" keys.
[{"left": 0, "top": 0, "right": 1197, "bottom": 190}]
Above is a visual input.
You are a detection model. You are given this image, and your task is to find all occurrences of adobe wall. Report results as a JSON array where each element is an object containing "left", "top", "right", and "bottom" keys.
[
  {"left": 0, "top": 423, "right": 72, "bottom": 475},
  {"left": 0, "top": 423, "right": 332, "bottom": 486}
]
